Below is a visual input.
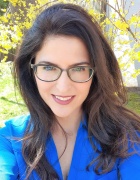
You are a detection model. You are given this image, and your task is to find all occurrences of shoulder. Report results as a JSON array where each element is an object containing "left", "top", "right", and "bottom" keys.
[
  {"left": 0, "top": 114, "right": 30, "bottom": 137},
  {"left": 98, "top": 148, "right": 140, "bottom": 179},
  {"left": 118, "top": 138, "right": 140, "bottom": 179},
  {"left": 0, "top": 115, "right": 30, "bottom": 179},
  {"left": 119, "top": 153, "right": 140, "bottom": 179}
]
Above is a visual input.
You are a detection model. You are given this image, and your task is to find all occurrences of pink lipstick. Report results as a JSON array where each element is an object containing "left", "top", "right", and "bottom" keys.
[{"left": 52, "top": 95, "right": 75, "bottom": 105}]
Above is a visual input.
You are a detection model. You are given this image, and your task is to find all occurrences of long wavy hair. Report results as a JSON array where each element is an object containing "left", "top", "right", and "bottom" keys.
[{"left": 14, "top": 3, "right": 140, "bottom": 180}]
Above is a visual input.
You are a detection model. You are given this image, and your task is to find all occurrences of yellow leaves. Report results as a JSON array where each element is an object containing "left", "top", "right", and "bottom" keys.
[
  {"left": 110, "top": 12, "right": 117, "bottom": 19},
  {"left": 88, "top": 9, "right": 95, "bottom": 16},
  {"left": 88, "top": 9, "right": 101, "bottom": 22},
  {"left": 131, "top": 1, "right": 134, "bottom": 6},
  {"left": 138, "top": 52, "right": 140, "bottom": 58},
  {"left": 23, "top": 21, "right": 32, "bottom": 29},
  {"left": 0, "top": 16, "right": 8, "bottom": 23},
  {"left": 132, "top": 69, "right": 140, "bottom": 78},
  {"left": 0, "top": 23, "right": 22, "bottom": 56},
  {"left": 1, "top": 9, "right": 6, "bottom": 13},
  {"left": 0, "top": 0, "right": 39, "bottom": 54},
  {"left": 85, "top": 0, "right": 90, "bottom": 3},
  {"left": 105, "top": 18, "right": 110, "bottom": 25},
  {"left": 0, "top": 49, "right": 8, "bottom": 55},
  {"left": 36, "top": 0, "right": 41, "bottom": 4},
  {"left": 17, "top": 30, "right": 23, "bottom": 38},
  {"left": 21, "top": 1, "right": 26, "bottom": 7},
  {"left": 135, "top": 52, "right": 140, "bottom": 61},
  {"left": 2, "top": 43, "right": 11, "bottom": 50},
  {"left": 1, "top": 30, "right": 8, "bottom": 41},
  {"left": 129, "top": 16, "right": 140, "bottom": 25},
  {"left": 1, "top": 33, "right": 13, "bottom": 51},
  {"left": 114, "top": 20, "right": 129, "bottom": 31},
  {"left": 11, "top": 25, "right": 23, "bottom": 40},
  {"left": 36, "top": 0, "right": 49, "bottom": 6},
  {"left": 131, "top": 16, "right": 139, "bottom": 22},
  {"left": 118, "top": 62, "right": 126, "bottom": 69},
  {"left": 9, "top": 0, "right": 18, "bottom": 6},
  {"left": 7, "top": 14, "right": 11, "bottom": 19}
]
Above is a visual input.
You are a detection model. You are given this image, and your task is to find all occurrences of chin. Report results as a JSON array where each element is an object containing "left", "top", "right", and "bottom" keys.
[
  {"left": 53, "top": 112, "right": 71, "bottom": 119},
  {"left": 50, "top": 107, "right": 78, "bottom": 120}
]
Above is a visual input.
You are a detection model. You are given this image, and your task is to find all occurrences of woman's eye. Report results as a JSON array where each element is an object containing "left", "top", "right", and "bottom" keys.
[
  {"left": 42, "top": 66, "right": 56, "bottom": 71},
  {"left": 72, "top": 67, "right": 85, "bottom": 71}
]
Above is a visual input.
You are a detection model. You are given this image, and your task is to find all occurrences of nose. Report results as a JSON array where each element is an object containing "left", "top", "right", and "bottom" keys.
[{"left": 55, "top": 71, "right": 72, "bottom": 93}]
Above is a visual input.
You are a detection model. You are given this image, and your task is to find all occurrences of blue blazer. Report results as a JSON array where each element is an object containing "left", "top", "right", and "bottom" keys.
[{"left": 0, "top": 115, "right": 140, "bottom": 180}]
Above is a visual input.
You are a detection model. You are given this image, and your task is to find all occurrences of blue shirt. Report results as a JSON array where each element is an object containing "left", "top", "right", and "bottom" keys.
[{"left": 0, "top": 115, "right": 140, "bottom": 180}]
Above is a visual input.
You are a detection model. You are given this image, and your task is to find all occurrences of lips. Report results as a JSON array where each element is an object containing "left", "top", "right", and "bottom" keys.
[{"left": 52, "top": 95, "right": 75, "bottom": 105}]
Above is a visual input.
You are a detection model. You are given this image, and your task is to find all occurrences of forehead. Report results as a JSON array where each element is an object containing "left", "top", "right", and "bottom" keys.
[{"left": 35, "top": 35, "right": 90, "bottom": 66}]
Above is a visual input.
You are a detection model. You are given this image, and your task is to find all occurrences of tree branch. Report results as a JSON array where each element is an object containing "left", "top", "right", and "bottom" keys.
[{"left": 98, "top": 0, "right": 139, "bottom": 43}]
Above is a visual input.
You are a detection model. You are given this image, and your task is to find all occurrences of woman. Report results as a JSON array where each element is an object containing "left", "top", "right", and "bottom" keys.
[{"left": 0, "top": 3, "right": 140, "bottom": 180}]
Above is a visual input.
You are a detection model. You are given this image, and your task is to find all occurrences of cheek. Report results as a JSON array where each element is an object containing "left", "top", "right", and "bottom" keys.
[
  {"left": 78, "top": 82, "right": 92, "bottom": 97},
  {"left": 35, "top": 78, "right": 52, "bottom": 94}
]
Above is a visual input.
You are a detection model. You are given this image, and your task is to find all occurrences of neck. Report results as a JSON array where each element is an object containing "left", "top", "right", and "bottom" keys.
[{"left": 52, "top": 109, "right": 83, "bottom": 135}]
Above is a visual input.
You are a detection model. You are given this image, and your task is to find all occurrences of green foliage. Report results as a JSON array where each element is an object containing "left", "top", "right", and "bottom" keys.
[
  {"left": 0, "top": 62, "right": 28, "bottom": 123},
  {"left": 0, "top": 0, "right": 9, "bottom": 15},
  {"left": 126, "top": 92, "right": 140, "bottom": 114}
]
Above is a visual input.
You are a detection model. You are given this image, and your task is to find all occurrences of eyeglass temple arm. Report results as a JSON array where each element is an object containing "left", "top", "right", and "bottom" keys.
[{"left": 30, "top": 64, "right": 34, "bottom": 69}]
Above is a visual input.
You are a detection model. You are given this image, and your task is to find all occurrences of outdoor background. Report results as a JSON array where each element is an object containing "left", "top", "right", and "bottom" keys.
[{"left": 0, "top": 0, "right": 140, "bottom": 126}]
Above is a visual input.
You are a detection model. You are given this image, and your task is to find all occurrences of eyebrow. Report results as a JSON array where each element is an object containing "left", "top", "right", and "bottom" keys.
[{"left": 37, "top": 61, "right": 90, "bottom": 67}]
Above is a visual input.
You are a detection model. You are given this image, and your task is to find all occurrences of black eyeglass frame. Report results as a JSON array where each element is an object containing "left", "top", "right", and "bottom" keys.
[{"left": 30, "top": 63, "right": 94, "bottom": 83}]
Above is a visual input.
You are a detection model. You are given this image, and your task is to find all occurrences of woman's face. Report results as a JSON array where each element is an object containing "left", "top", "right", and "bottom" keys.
[{"left": 35, "top": 35, "right": 92, "bottom": 120}]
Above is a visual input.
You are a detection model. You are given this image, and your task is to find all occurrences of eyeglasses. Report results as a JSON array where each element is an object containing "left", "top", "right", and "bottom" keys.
[{"left": 31, "top": 64, "right": 94, "bottom": 83}]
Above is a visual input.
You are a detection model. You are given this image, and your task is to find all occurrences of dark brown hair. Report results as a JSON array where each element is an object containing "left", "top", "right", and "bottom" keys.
[{"left": 14, "top": 3, "right": 140, "bottom": 179}]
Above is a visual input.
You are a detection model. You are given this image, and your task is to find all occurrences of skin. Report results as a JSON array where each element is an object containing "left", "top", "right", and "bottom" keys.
[{"left": 35, "top": 35, "right": 92, "bottom": 133}]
